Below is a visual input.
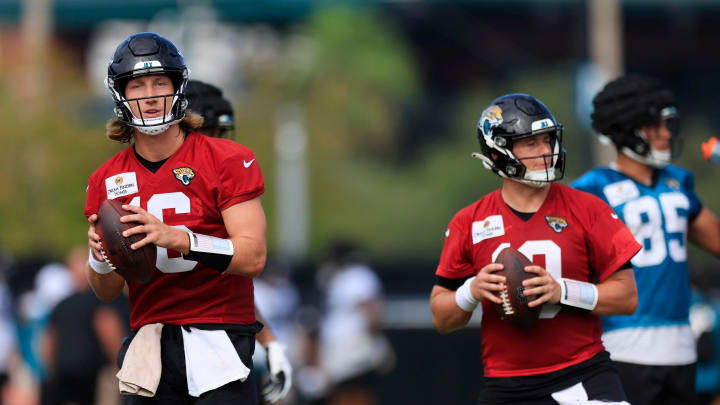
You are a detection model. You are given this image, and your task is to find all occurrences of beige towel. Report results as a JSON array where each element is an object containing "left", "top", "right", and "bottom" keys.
[{"left": 116, "top": 323, "right": 164, "bottom": 397}]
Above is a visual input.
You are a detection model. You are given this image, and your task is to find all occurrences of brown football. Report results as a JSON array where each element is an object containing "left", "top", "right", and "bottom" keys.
[
  {"left": 95, "top": 199, "right": 156, "bottom": 283},
  {"left": 493, "top": 247, "right": 541, "bottom": 329}
]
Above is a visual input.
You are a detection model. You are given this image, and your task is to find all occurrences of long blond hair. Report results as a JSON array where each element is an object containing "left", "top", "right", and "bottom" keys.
[{"left": 105, "top": 111, "right": 204, "bottom": 143}]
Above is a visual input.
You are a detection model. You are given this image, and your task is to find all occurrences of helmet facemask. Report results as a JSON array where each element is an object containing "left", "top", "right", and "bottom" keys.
[
  {"left": 106, "top": 69, "right": 189, "bottom": 136},
  {"left": 612, "top": 106, "right": 682, "bottom": 168},
  {"left": 105, "top": 33, "right": 190, "bottom": 137},
  {"left": 515, "top": 130, "right": 566, "bottom": 187},
  {"left": 475, "top": 129, "right": 566, "bottom": 188}
]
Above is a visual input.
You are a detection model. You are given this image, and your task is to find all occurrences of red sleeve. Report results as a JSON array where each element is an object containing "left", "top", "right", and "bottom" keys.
[
  {"left": 435, "top": 208, "right": 476, "bottom": 279},
  {"left": 585, "top": 196, "right": 641, "bottom": 282},
  {"left": 84, "top": 174, "right": 103, "bottom": 218},
  {"left": 216, "top": 148, "right": 265, "bottom": 211}
]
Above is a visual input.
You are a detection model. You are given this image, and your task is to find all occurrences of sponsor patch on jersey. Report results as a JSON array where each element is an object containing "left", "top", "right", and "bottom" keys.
[
  {"left": 472, "top": 215, "right": 505, "bottom": 244},
  {"left": 531, "top": 118, "right": 555, "bottom": 131},
  {"left": 105, "top": 172, "right": 138, "bottom": 199},
  {"left": 602, "top": 179, "right": 639, "bottom": 207},
  {"left": 172, "top": 167, "right": 196, "bottom": 186},
  {"left": 545, "top": 216, "right": 568, "bottom": 233}
]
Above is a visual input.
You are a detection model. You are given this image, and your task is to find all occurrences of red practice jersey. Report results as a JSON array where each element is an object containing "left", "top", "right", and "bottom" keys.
[
  {"left": 85, "top": 133, "right": 264, "bottom": 330},
  {"left": 436, "top": 183, "right": 640, "bottom": 377}
]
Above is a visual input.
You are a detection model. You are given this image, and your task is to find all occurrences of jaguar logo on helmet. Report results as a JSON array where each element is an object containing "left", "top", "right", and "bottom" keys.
[{"left": 481, "top": 105, "right": 504, "bottom": 136}]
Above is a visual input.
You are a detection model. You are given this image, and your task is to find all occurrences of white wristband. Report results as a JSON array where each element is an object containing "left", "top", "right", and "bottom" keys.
[
  {"left": 186, "top": 230, "right": 234, "bottom": 256},
  {"left": 455, "top": 276, "right": 479, "bottom": 312},
  {"left": 88, "top": 248, "right": 113, "bottom": 275},
  {"left": 559, "top": 278, "right": 598, "bottom": 311}
]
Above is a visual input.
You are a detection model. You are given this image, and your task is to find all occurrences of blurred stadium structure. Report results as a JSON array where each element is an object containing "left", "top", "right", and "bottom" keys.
[{"left": 3, "top": 0, "right": 720, "bottom": 403}]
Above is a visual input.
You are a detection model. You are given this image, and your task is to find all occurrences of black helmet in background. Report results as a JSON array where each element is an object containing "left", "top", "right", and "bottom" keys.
[
  {"left": 185, "top": 80, "right": 235, "bottom": 139},
  {"left": 591, "top": 75, "right": 680, "bottom": 168}
]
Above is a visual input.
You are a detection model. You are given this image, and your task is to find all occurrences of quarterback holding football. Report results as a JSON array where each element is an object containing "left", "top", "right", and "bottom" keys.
[
  {"left": 430, "top": 94, "right": 640, "bottom": 404},
  {"left": 85, "top": 32, "right": 267, "bottom": 404}
]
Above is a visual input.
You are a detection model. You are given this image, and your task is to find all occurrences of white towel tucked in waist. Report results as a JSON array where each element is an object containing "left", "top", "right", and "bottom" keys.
[{"left": 181, "top": 327, "right": 250, "bottom": 397}]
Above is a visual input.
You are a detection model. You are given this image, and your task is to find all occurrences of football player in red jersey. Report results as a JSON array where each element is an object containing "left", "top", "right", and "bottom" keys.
[
  {"left": 84, "top": 32, "right": 267, "bottom": 404},
  {"left": 430, "top": 94, "right": 641, "bottom": 404},
  {"left": 185, "top": 79, "right": 293, "bottom": 404}
]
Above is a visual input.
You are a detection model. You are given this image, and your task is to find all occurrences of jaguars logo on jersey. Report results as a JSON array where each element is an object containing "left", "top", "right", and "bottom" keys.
[
  {"left": 172, "top": 167, "right": 196, "bottom": 186},
  {"left": 545, "top": 216, "right": 568, "bottom": 233}
]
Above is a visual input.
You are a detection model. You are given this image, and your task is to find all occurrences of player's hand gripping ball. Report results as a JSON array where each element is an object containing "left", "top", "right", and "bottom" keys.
[
  {"left": 493, "top": 247, "right": 541, "bottom": 329},
  {"left": 96, "top": 199, "right": 157, "bottom": 283}
]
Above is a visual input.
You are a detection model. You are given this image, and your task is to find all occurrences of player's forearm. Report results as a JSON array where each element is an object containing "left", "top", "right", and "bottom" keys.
[
  {"left": 688, "top": 208, "right": 720, "bottom": 256},
  {"left": 591, "top": 269, "right": 638, "bottom": 316},
  {"left": 225, "top": 236, "right": 266, "bottom": 277},
  {"left": 255, "top": 307, "right": 276, "bottom": 346},
  {"left": 177, "top": 228, "right": 266, "bottom": 276},
  {"left": 86, "top": 263, "right": 126, "bottom": 302},
  {"left": 430, "top": 287, "right": 473, "bottom": 334}
]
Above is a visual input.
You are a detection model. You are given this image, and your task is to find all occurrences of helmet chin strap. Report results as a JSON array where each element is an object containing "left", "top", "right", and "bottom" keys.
[
  {"left": 135, "top": 122, "right": 172, "bottom": 136},
  {"left": 518, "top": 169, "right": 556, "bottom": 188},
  {"left": 472, "top": 152, "right": 553, "bottom": 187},
  {"left": 621, "top": 146, "right": 670, "bottom": 168},
  {"left": 129, "top": 112, "right": 183, "bottom": 136},
  {"left": 625, "top": 129, "right": 672, "bottom": 168},
  {"left": 648, "top": 147, "right": 671, "bottom": 167}
]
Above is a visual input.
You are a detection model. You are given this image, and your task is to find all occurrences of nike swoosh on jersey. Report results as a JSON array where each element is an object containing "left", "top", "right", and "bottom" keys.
[{"left": 243, "top": 159, "right": 255, "bottom": 168}]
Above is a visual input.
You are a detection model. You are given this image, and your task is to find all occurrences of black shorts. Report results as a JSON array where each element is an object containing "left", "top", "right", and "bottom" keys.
[
  {"left": 612, "top": 360, "right": 697, "bottom": 405},
  {"left": 477, "top": 351, "right": 627, "bottom": 405},
  {"left": 118, "top": 323, "right": 260, "bottom": 405},
  {"left": 40, "top": 375, "right": 97, "bottom": 405}
]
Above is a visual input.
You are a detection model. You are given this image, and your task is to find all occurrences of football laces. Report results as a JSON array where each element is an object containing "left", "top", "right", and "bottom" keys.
[
  {"left": 99, "top": 248, "right": 117, "bottom": 271},
  {"left": 499, "top": 287, "right": 514, "bottom": 315}
]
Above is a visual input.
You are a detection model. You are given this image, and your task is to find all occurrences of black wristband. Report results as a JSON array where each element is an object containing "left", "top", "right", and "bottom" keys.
[{"left": 183, "top": 250, "right": 232, "bottom": 272}]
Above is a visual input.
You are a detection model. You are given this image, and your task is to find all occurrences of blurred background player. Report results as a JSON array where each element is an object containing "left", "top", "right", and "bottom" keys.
[
  {"left": 690, "top": 283, "right": 720, "bottom": 405},
  {"left": 85, "top": 32, "right": 267, "bottom": 404},
  {"left": 40, "top": 245, "right": 128, "bottom": 405},
  {"left": 185, "top": 79, "right": 293, "bottom": 404},
  {"left": 572, "top": 75, "right": 720, "bottom": 405},
  {"left": 430, "top": 94, "right": 640, "bottom": 404},
  {"left": 315, "top": 240, "right": 394, "bottom": 405},
  {"left": 0, "top": 250, "right": 17, "bottom": 404}
]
